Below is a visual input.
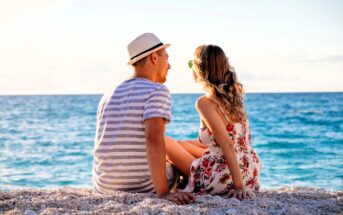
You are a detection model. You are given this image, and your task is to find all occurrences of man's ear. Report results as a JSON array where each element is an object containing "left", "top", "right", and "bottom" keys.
[{"left": 150, "top": 52, "right": 158, "bottom": 64}]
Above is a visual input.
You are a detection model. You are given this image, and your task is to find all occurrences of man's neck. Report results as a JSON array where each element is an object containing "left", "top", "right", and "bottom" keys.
[{"left": 132, "top": 68, "right": 156, "bottom": 82}]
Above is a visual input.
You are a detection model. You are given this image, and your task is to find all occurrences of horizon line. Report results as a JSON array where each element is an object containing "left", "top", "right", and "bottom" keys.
[{"left": 0, "top": 91, "right": 342, "bottom": 96}]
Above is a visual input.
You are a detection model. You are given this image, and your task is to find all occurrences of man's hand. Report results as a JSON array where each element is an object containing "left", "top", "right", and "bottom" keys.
[
  {"left": 162, "top": 192, "right": 195, "bottom": 205},
  {"left": 228, "top": 188, "right": 256, "bottom": 200}
]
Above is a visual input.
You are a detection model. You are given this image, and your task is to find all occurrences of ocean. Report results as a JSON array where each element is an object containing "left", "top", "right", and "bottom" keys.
[{"left": 0, "top": 93, "right": 342, "bottom": 191}]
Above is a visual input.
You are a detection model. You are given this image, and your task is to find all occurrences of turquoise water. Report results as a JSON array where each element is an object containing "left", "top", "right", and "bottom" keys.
[{"left": 0, "top": 93, "right": 342, "bottom": 190}]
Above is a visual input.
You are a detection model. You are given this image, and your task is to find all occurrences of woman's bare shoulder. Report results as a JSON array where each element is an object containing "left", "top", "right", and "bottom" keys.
[{"left": 195, "top": 96, "right": 216, "bottom": 111}]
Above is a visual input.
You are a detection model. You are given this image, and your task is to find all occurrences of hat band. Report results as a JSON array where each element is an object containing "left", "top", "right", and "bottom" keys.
[{"left": 130, "top": 43, "right": 163, "bottom": 60}]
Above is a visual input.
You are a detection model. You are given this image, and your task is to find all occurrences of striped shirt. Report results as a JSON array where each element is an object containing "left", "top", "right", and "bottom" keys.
[{"left": 92, "top": 78, "right": 171, "bottom": 194}]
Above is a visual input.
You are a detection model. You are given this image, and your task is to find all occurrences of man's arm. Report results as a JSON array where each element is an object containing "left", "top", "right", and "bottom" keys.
[
  {"left": 144, "top": 117, "right": 169, "bottom": 197},
  {"left": 144, "top": 117, "right": 195, "bottom": 204}
]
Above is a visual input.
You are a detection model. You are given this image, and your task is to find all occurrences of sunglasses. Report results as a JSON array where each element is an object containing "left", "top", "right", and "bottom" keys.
[{"left": 188, "top": 60, "right": 193, "bottom": 69}]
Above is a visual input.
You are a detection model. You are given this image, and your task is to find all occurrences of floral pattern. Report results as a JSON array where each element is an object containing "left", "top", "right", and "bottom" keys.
[{"left": 183, "top": 119, "right": 261, "bottom": 195}]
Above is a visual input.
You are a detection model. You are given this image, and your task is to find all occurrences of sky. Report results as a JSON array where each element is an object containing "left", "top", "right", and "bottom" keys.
[{"left": 0, "top": 0, "right": 342, "bottom": 94}]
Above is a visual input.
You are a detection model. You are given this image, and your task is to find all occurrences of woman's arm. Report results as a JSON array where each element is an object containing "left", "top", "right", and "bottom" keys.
[{"left": 195, "top": 97, "right": 244, "bottom": 189}]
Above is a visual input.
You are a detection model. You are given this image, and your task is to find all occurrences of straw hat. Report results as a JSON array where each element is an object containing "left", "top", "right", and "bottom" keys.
[{"left": 127, "top": 33, "right": 170, "bottom": 65}]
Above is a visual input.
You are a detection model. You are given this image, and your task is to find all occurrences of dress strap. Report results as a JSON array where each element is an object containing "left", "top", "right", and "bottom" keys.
[{"left": 218, "top": 104, "right": 231, "bottom": 124}]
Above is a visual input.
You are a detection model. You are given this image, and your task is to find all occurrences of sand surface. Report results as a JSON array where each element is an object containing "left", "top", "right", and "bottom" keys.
[{"left": 0, "top": 186, "right": 342, "bottom": 215}]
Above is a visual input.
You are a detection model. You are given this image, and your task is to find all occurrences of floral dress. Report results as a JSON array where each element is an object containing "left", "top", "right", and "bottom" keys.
[{"left": 183, "top": 115, "right": 261, "bottom": 195}]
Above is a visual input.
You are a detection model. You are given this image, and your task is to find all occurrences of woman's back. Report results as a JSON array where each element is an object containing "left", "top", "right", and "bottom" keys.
[{"left": 183, "top": 100, "right": 261, "bottom": 194}]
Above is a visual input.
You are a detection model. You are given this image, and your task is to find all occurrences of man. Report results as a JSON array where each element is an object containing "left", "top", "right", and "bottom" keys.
[{"left": 93, "top": 33, "right": 194, "bottom": 204}]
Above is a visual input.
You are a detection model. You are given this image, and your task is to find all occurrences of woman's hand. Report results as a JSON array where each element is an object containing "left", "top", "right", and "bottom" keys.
[{"left": 228, "top": 188, "right": 256, "bottom": 200}]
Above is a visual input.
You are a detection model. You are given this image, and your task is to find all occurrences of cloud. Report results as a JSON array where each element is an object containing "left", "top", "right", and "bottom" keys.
[
  {"left": 0, "top": 0, "right": 75, "bottom": 24},
  {"left": 46, "top": 64, "right": 112, "bottom": 74},
  {"left": 293, "top": 54, "right": 343, "bottom": 64},
  {"left": 79, "top": 64, "right": 112, "bottom": 73},
  {"left": 71, "top": 0, "right": 252, "bottom": 20},
  {"left": 238, "top": 69, "right": 298, "bottom": 82},
  {"left": 316, "top": 54, "right": 343, "bottom": 63}
]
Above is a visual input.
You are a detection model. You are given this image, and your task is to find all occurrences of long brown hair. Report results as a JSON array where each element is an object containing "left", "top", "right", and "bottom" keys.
[{"left": 193, "top": 45, "right": 246, "bottom": 123}]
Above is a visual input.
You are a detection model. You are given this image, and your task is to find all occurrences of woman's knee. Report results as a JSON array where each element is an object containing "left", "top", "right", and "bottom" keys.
[{"left": 165, "top": 136, "right": 177, "bottom": 146}]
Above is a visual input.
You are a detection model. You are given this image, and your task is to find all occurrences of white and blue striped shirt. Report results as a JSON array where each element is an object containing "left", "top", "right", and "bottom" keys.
[{"left": 93, "top": 78, "right": 171, "bottom": 194}]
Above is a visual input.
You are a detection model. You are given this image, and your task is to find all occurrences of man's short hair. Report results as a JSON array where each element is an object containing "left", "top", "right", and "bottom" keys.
[{"left": 132, "top": 56, "right": 148, "bottom": 67}]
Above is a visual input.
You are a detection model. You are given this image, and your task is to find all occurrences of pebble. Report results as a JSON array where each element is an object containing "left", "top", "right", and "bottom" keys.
[
  {"left": 258, "top": 201, "right": 268, "bottom": 208},
  {"left": 0, "top": 187, "right": 341, "bottom": 214},
  {"left": 248, "top": 209, "right": 259, "bottom": 215},
  {"left": 226, "top": 208, "right": 237, "bottom": 214},
  {"left": 228, "top": 197, "right": 240, "bottom": 206},
  {"left": 286, "top": 205, "right": 302, "bottom": 215},
  {"left": 24, "top": 209, "right": 37, "bottom": 215}
]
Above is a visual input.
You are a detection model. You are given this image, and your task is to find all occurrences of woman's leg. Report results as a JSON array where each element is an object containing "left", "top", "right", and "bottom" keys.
[
  {"left": 165, "top": 136, "right": 208, "bottom": 178},
  {"left": 165, "top": 136, "right": 195, "bottom": 178},
  {"left": 177, "top": 139, "right": 208, "bottom": 158}
]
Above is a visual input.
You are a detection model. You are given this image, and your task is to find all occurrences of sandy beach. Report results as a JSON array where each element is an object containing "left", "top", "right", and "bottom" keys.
[{"left": 0, "top": 186, "right": 341, "bottom": 215}]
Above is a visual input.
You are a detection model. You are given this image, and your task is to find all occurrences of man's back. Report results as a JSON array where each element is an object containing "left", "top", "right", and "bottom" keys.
[{"left": 93, "top": 77, "right": 171, "bottom": 194}]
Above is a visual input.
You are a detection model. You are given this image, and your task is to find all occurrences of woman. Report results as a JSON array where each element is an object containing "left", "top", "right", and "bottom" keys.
[{"left": 165, "top": 45, "right": 261, "bottom": 199}]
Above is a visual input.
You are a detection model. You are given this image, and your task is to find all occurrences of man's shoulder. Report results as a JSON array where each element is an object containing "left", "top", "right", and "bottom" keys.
[
  {"left": 119, "top": 78, "right": 169, "bottom": 91},
  {"left": 151, "top": 83, "right": 170, "bottom": 93},
  {"left": 133, "top": 79, "right": 170, "bottom": 96},
  {"left": 101, "top": 79, "right": 170, "bottom": 103},
  {"left": 135, "top": 78, "right": 170, "bottom": 92}
]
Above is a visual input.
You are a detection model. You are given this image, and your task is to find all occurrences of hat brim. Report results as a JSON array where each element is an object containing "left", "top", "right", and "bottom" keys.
[{"left": 127, "top": 43, "right": 170, "bottom": 65}]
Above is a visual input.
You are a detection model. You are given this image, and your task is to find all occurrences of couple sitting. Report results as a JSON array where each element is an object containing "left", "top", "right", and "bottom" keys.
[{"left": 92, "top": 33, "right": 261, "bottom": 204}]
